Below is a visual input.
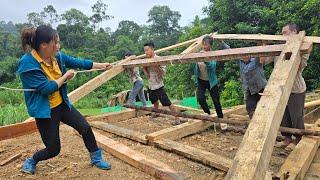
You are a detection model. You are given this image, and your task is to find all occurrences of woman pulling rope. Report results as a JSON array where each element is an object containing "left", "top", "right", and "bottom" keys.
[{"left": 17, "top": 25, "right": 112, "bottom": 174}]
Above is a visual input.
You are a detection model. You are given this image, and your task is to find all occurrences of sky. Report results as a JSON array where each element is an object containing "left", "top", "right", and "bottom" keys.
[{"left": 0, "top": 0, "right": 209, "bottom": 31}]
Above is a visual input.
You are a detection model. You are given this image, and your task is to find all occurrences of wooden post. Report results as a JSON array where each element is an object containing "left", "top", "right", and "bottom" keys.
[{"left": 226, "top": 32, "right": 306, "bottom": 179}]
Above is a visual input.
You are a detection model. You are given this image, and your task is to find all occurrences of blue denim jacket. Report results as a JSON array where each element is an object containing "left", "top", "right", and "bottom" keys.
[
  {"left": 17, "top": 52, "right": 93, "bottom": 118},
  {"left": 238, "top": 58, "right": 267, "bottom": 95}
]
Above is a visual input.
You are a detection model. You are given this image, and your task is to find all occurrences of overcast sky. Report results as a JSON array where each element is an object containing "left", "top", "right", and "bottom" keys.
[{"left": 0, "top": 0, "right": 209, "bottom": 31}]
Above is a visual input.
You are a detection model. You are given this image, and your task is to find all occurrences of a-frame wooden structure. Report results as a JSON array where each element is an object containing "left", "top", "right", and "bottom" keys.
[{"left": 1, "top": 32, "right": 320, "bottom": 179}]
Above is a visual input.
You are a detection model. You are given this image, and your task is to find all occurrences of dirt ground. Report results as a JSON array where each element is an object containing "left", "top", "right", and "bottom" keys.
[{"left": 0, "top": 115, "right": 301, "bottom": 180}]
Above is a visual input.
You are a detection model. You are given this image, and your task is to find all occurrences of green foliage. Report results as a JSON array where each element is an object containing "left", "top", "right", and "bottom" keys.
[
  {"left": 220, "top": 80, "right": 243, "bottom": 107},
  {"left": 2, "top": 1, "right": 320, "bottom": 126}
]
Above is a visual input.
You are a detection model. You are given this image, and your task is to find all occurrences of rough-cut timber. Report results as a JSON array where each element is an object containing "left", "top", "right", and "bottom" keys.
[
  {"left": 147, "top": 106, "right": 246, "bottom": 142},
  {"left": 123, "top": 42, "right": 312, "bottom": 68},
  {"left": 153, "top": 139, "right": 232, "bottom": 172},
  {"left": 92, "top": 130, "right": 186, "bottom": 180},
  {"left": 210, "top": 34, "right": 320, "bottom": 44},
  {"left": 89, "top": 121, "right": 232, "bottom": 172},
  {"left": 86, "top": 109, "right": 138, "bottom": 123},
  {"left": 90, "top": 121, "right": 148, "bottom": 144},
  {"left": 0, "top": 121, "right": 37, "bottom": 141},
  {"left": 124, "top": 104, "right": 249, "bottom": 126},
  {"left": 278, "top": 119, "right": 320, "bottom": 180}
]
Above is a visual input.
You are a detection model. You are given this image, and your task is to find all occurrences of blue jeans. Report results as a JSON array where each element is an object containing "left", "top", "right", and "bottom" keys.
[{"left": 128, "top": 80, "right": 147, "bottom": 106}]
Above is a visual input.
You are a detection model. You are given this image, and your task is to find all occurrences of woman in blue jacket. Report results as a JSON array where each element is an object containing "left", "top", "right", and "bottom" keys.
[{"left": 18, "top": 25, "right": 111, "bottom": 174}]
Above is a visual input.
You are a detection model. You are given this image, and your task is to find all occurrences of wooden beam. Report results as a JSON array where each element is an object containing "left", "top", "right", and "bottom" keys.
[
  {"left": 171, "top": 104, "right": 203, "bottom": 112},
  {"left": 123, "top": 42, "right": 312, "bottom": 68},
  {"left": 305, "top": 162, "right": 320, "bottom": 179},
  {"left": 90, "top": 121, "right": 148, "bottom": 144},
  {"left": 92, "top": 130, "right": 186, "bottom": 180},
  {"left": 147, "top": 105, "right": 246, "bottom": 142},
  {"left": 89, "top": 121, "right": 232, "bottom": 172},
  {"left": 305, "top": 99, "right": 320, "bottom": 109},
  {"left": 86, "top": 109, "right": 139, "bottom": 123},
  {"left": 153, "top": 139, "right": 232, "bottom": 172},
  {"left": 0, "top": 121, "right": 37, "bottom": 141},
  {"left": 210, "top": 34, "right": 320, "bottom": 44},
  {"left": 180, "top": 34, "right": 211, "bottom": 54},
  {"left": 124, "top": 104, "right": 249, "bottom": 126},
  {"left": 226, "top": 32, "right": 306, "bottom": 179},
  {"left": 278, "top": 119, "right": 320, "bottom": 180},
  {"left": 68, "top": 57, "right": 134, "bottom": 103},
  {"left": 0, "top": 109, "right": 141, "bottom": 142},
  {"left": 0, "top": 153, "right": 22, "bottom": 166}
]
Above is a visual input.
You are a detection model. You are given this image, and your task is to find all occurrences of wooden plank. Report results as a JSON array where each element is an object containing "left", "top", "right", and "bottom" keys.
[
  {"left": 210, "top": 34, "right": 320, "bottom": 44},
  {"left": 0, "top": 153, "right": 22, "bottom": 166},
  {"left": 90, "top": 121, "right": 148, "bottom": 144},
  {"left": 279, "top": 137, "right": 320, "bottom": 180},
  {"left": 92, "top": 130, "right": 186, "bottom": 180},
  {"left": 180, "top": 34, "right": 209, "bottom": 54},
  {"left": 226, "top": 32, "right": 306, "bottom": 179},
  {"left": 306, "top": 163, "right": 320, "bottom": 179},
  {"left": 123, "top": 42, "right": 312, "bottom": 68},
  {"left": 68, "top": 59, "right": 130, "bottom": 103},
  {"left": 171, "top": 104, "right": 203, "bottom": 112},
  {"left": 0, "top": 109, "right": 141, "bottom": 142},
  {"left": 154, "top": 139, "right": 232, "bottom": 172},
  {"left": 0, "top": 121, "right": 37, "bottom": 141},
  {"left": 124, "top": 104, "right": 249, "bottom": 125},
  {"left": 89, "top": 121, "right": 232, "bottom": 172},
  {"left": 86, "top": 109, "right": 138, "bottom": 123},
  {"left": 278, "top": 119, "right": 320, "bottom": 180},
  {"left": 147, "top": 105, "right": 246, "bottom": 142},
  {"left": 305, "top": 99, "right": 320, "bottom": 109}
]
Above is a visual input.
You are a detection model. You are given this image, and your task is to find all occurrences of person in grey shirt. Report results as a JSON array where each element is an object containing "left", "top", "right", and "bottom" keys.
[
  {"left": 239, "top": 57, "right": 267, "bottom": 119},
  {"left": 124, "top": 51, "right": 147, "bottom": 106},
  {"left": 221, "top": 41, "right": 267, "bottom": 119}
]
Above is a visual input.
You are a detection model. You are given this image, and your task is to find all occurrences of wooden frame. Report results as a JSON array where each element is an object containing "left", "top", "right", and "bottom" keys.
[{"left": 2, "top": 32, "right": 320, "bottom": 179}]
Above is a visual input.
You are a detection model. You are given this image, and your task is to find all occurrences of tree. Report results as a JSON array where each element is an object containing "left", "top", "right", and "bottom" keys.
[
  {"left": 113, "top": 20, "right": 142, "bottom": 43},
  {"left": 61, "top": 8, "right": 90, "bottom": 27},
  {"left": 27, "top": 12, "right": 45, "bottom": 26},
  {"left": 41, "top": 5, "right": 60, "bottom": 25},
  {"left": 27, "top": 5, "right": 60, "bottom": 26},
  {"left": 90, "top": 0, "right": 113, "bottom": 30},
  {"left": 146, "top": 5, "right": 182, "bottom": 48}
]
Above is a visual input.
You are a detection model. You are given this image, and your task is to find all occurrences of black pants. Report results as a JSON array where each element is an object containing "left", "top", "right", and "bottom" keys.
[
  {"left": 33, "top": 103, "right": 98, "bottom": 162},
  {"left": 281, "top": 92, "right": 306, "bottom": 140},
  {"left": 197, "top": 78, "right": 223, "bottom": 118},
  {"left": 245, "top": 89, "right": 263, "bottom": 119}
]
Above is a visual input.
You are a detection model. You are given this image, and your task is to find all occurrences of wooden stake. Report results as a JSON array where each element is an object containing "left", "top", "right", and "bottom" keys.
[{"left": 0, "top": 153, "right": 22, "bottom": 166}]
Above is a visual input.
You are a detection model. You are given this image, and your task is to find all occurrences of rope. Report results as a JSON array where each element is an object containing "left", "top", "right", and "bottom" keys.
[{"left": 0, "top": 68, "right": 107, "bottom": 92}]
